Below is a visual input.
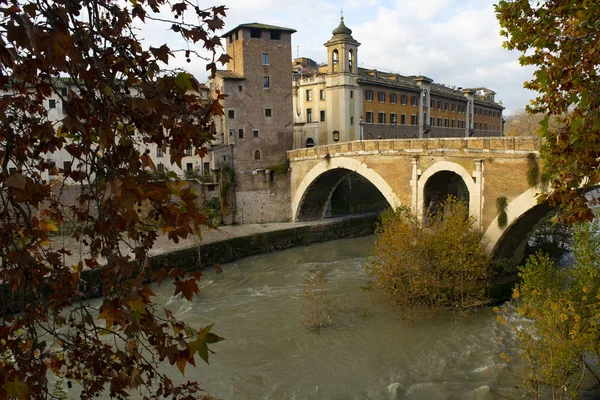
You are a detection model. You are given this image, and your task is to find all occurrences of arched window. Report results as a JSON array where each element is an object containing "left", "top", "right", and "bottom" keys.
[
  {"left": 332, "top": 49, "right": 339, "bottom": 73},
  {"left": 305, "top": 137, "right": 315, "bottom": 148},
  {"left": 254, "top": 150, "right": 261, "bottom": 160},
  {"left": 348, "top": 49, "right": 354, "bottom": 72}
]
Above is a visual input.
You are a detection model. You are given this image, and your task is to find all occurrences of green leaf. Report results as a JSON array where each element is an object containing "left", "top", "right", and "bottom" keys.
[{"left": 175, "top": 72, "right": 194, "bottom": 91}]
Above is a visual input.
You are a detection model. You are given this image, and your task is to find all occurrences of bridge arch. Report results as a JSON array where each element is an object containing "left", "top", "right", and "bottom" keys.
[
  {"left": 292, "top": 157, "right": 401, "bottom": 222},
  {"left": 417, "top": 161, "right": 480, "bottom": 222},
  {"left": 486, "top": 187, "right": 600, "bottom": 266}
]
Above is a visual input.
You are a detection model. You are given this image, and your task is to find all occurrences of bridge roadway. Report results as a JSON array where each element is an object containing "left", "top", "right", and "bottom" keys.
[{"left": 288, "top": 136, "right": 545, "bottom": 264}]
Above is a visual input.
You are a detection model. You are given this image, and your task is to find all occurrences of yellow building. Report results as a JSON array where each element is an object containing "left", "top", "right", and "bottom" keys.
[{"left": 293, "top": 18, "right": 504, "bottom": 148}]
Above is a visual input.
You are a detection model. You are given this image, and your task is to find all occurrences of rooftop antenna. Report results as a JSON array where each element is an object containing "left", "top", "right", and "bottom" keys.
[
  {"left": 341, "top": 9, "right": 344, "bottom": 19},
  {"left": 297, "top": 45, "right": 299, "bottom": 59}
]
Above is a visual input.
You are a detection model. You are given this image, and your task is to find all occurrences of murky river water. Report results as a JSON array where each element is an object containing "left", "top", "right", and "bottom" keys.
[{"left": 147, "top": 236, "right": 525, "bottom": 400}]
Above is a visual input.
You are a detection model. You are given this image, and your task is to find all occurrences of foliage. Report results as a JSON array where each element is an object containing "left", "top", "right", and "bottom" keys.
[
  {"left": 0, "top": 0, "right": 230, "bottom": 398},
  {"left": 301, "top": 269, "right": 331, "bottom": 331},
  {"left": 496, "top": 196, "right": 508, "bottom": 229},
  {"left": 267, "top": 158, "right": 290, "bottom": 176},
  {"left": 498, "top": 218, "right": 600, "bottom": 399},
  {"left": 365, "top": 198, "right": 491, "bottom": 312},
  {"left": 527, "top": 153, "right": 540, "bottom": 188},
  {"left": 203, "top": 196, "right": 221, "bottom": 226},
  {"left": 504, "top": 108, "right": 544, "bottom": 137},
  {"left": 496, "top": 1, "right": 600, "bottom": 223},
  {"left": 526, "top": 214, "right": 573, "bottom": 261}
]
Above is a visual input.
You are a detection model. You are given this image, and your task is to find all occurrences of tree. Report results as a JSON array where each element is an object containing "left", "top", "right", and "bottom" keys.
[
  {"left": 504, "top": 108, "right": 544, "bottom": 137},
  {"left": 0, "top": 0, "right": 230, "bottom": 398},
  {"left": 365, "top": 198, "right": 491, "bottom": 312},
  {"left": 497, "top": 219, "right": 600, "bottom": 399},
  {"left": 495, "top": 1, "right": 600, "bottom": 223}
]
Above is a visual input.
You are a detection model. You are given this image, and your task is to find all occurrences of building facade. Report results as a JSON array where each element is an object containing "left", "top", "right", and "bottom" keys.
[
  {"left": 293, "top": 18, "right": 505, "bottom": 148},
  {"left": 207, "top": 23, "right": 296, "bottom": 223}
]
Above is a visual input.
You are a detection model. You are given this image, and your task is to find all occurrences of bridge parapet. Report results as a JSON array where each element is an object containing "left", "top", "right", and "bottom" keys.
[{"left": 288, "top": 137, "right": 541, "bottom": 160}]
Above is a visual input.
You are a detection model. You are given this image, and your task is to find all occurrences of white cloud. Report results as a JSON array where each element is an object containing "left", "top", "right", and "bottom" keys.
[{"left": 133, "top": 0, "right": 536, "bottom": 112}]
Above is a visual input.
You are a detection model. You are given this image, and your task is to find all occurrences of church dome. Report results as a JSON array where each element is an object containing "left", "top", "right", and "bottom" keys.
[{"left": 332, "top": 17, "right": 352, "bottom": 36}]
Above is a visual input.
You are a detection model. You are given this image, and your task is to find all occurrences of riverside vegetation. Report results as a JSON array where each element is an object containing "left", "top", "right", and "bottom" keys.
[{"left": 365, "top": 198, "right": 491, "bottom": 314}]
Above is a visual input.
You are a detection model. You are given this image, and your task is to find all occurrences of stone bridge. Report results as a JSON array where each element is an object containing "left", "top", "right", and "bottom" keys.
[{"left": 287, "top": 137, "right": 545, "bottom": 264}]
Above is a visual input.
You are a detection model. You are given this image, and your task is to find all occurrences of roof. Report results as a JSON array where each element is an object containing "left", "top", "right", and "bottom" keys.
[
  {"left": 215, "top": 70, "right": 245, "bottom": 80},
  {"left": 332, "top": 17, "right": 352, "bottom": 36},
  {"left": 221, "top": 23, "right": 296, "bottom": 38}
]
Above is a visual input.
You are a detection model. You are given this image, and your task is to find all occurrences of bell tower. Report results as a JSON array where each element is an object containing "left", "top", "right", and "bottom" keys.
[{"left": 324, "top": 17, "right": 361, "bottom": 143}]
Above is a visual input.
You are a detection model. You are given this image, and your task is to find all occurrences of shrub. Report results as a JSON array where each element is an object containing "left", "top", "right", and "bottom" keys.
[
  {"left": 498, "top": 218, "right": 600, "bottom": 399},
  {"left": 365, "top": 198, "right": 491, "bottom": 312},
  {"left": 302, "top": 269, "right": 331, "bottom": 331}
]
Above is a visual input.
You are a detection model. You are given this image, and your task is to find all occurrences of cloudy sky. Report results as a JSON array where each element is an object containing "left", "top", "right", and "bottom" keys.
[{"left": 142, "top": 0, "right": 537, "bottom": 114}]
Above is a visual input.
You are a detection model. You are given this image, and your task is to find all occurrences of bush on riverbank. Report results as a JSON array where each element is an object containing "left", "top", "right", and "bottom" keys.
[
  {"left": 365, "top": 198, "right": 491, "bottom": 312},
  {"left": 497, "top": 218, "right": 600, "bottom": 399}
]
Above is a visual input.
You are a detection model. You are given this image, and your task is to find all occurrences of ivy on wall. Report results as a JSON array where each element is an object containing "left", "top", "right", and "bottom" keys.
[{"left": 496, "top": 196, "right": 508, "bottom": 229}]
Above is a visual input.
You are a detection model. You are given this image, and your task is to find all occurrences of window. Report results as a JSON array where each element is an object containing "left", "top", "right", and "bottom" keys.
[
  {"left": 254, "top": 150, "right": 261, "bottom": 160},
  {"left": 157, "top": 163, "right": 164, "bottom": 173},
  {"left": 430, "top": 117, "right": 434, "bottom": 126},
  {"left": 306, "top": 89, "right": 312, "bottom": 101},
  {"left": 451, "top": 119, "right": 455, "bottom": 128},
  {"left": 265, "top": 108, "right": 272, "bottom": 117},
  {"left": 411, "top": 114, "right": 417, "bottom": 125},
  {"left": 229, "top": 129, "right": 234, "bottom": 137},
  {"left": 156, "top": 147, "right": 163, "bottom": 157},
  {"left": 185, "top": 147, "right": 192, "bottom": 156},
  {"left": 444, "top": 118, "right": 449, "bottom": 127},
  {"left": 235, "top": 31, "right": 239, "bottom": 40},
  {"left": 305, "top": 138, "right": 315, "bottom": 148},
  {"left": 320, "top": 90, "right": 325, "bottom": 100},
  {"left": 479, "top": 108, "right": 483, "bottom": 116},
  {"left": 307, "top": 108, "right": 312, "bottom": 123},
  {"left": 378, "top": 91, "right": 385, "bottom": 103},
  {"left": 251, "top": 28, "right": 261, "bottom": 38},
  {"left": 203, "top": 162, "right": 210, "bottom": 174},
  {"left": 263, "top": 76, "right": 270, "bottom": 88},
  {"left": 228, "top": 109, "right": 235, "bottom": 119},
  {"left": 262, "top": 53, "right": 270, "bottom": 65},
  {"left": 378, "top": 112, "right": 386, "bottom": 124},
  {"left": 391, "top": 113, "right": 397, "bottom": 124},
  {"left": 270, "top": 30, "right": 281, "bottom": 40},
  {"left": 320, "top": 110, "right": 325, "bottom": 122},
  {"left": 484, "top": 123, "right": 488, "bottom": 130},
  {"left": 238, "top": 128, "right": 244, "bottom": 139},
  {"left": 411, "top": 96, "right": 417, "bottom": 106},
  {"left": 350, "top": 116, "right": 354, "bottom": 125},
  {"left": 484, "top": 110, "right": 487, "bottom": 117},
  {"left": 437, "top": 100, "right": 442, "bottom": 110},
  {"left": 49, "top": 99, "right": 56, "bottom": 109},
  {"left": 365, "top": 90, "right": 373, "bottom": 101},
  {"left": 366, "top": 111, "right": 373, "bottom": 123},
  {"left": 390, "top": 93, "right": 397, "bottom": 104},
  {"left": 253, "top": 129, "right": 259, "bottom": 138},
  {"left": 474, "top": 108, "right": 478, "bottom": 115},
  {"left": 444, "top": 102, "right": 449, "bottom": 111},
  {"left": 430, "top": 99, "right": 434, "bottom": 108},
  {"left": 350, "top": 90, "right": 353, "bottom": 98},
  {"left": 423, "top": 112, "right": 427, "bottom": 126},
  {"left": 401, "top": 114, "right": 406, "bottom": 125},
  {"left": 238, "top": 85, "right": 243, "bottom": 92},
  {"left": 63, "top": 161, "right": 72, "bottom": 171},
  {"left": 452, "top": 104, "right": 456, "bottom": 112},
  {"left": 401, "top": 94, "right": 407, "bottom": 105},
  {"left": 437, "top": 118, "right": 442, "bottom": 127}
]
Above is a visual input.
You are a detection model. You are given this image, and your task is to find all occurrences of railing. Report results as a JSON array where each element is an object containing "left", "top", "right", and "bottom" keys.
[{"left": 288, "top": 136, "right": 542, "bottom": 160}]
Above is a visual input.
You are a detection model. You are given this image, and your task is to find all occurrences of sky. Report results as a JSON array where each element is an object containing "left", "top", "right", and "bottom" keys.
[{"left": 140, "top": 0, "right": 538, "bottom": 115}]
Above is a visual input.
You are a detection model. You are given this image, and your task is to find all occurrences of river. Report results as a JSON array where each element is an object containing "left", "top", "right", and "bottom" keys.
[{"left": 150, "top": 235, "right": 524, "bottom": 400}]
